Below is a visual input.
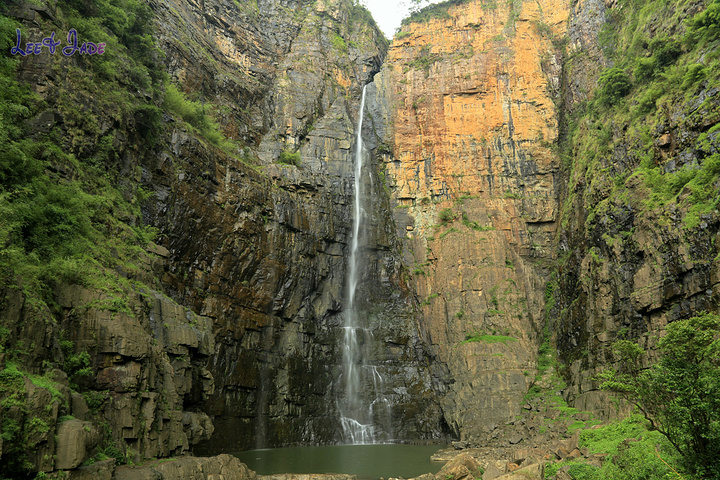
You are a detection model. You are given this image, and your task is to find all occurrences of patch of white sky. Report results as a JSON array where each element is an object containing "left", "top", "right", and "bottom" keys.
[{"left": 361, "top": 0, "right": 435, "bottom": 39}]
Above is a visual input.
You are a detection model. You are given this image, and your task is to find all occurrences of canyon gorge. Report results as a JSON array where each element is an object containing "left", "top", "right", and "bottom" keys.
[{"left": 0, "top": 0, "right": 718, "bottom": 478}]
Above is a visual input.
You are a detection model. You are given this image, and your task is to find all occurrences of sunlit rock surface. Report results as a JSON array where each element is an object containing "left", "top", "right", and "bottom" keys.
[{"left": 367, "top": 0, "right": 569, "bottom": 440}]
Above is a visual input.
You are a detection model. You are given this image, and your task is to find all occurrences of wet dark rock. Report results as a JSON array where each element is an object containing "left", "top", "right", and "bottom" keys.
[
  {"left": 261, "top": 475, "right": 357, "bottom": 480},
  {"left": 68, "top": 459, "right": 116, "bottom": 480}
]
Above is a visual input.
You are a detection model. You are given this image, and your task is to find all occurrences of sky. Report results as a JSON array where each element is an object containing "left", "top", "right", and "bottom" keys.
[{"left": 362, "top": 0, "right": 433, "bottom": 39}]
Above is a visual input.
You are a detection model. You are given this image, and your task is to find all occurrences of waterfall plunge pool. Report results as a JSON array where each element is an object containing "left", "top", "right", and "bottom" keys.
[{"left": 233, "top": 444, "right": 446, "bottom": 480}]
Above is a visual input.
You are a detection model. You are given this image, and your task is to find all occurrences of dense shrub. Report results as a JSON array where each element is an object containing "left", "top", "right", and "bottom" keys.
[
  {"left": 597, "top": 67, "right": 632, "bottom": 105},
  {"left": 278, "top": 149, "right": 301, "bottom": 166},
  {"left": 686, "top": 0, "right": 720, "bottom": 44},
  {"left": 163, "top": 83, "right": 226, "bottom": 146},
  {"left": 438, "top": 208, "right": 454, "bottom": 223},
  {"left": 648, "top": 37, "right": 682, "bottom": 68},
  {"left": 633, "top": 57, "right": 657, "bottom": 81}
]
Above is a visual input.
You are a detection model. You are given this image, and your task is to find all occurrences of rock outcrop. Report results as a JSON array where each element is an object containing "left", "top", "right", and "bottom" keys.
[{"left": 113, "top": 454, "right": 256, "bottom": 480}]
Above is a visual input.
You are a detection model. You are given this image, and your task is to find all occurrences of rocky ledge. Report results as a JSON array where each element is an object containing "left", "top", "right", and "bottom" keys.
[{"left": 69, "top": 454, "right": 255, "bottom": 480}]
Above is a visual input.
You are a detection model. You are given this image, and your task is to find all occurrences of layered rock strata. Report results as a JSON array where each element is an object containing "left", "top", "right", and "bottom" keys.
[
  {"left": 0, "top": 0, "right": 446, "bottom": 475},
  {"left": 367, "top": 0, "right": 569, "bottom": 440},
  {"left": 553, "top": 0, "right": 720, "bottom": 415},
  {"left": 146, "top": 0, "right": 447, "bottom": 451},
  {"left": 5, "top": 0, "right": 719, "bottom": 475}
]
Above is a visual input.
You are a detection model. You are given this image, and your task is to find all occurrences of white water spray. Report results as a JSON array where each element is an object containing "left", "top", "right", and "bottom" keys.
[{"left": 338, "top": 85, "right": 392, "bottom": 444}]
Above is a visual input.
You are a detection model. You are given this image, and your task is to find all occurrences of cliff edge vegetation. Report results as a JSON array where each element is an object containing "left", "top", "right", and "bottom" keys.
[{"left": 0, "top": 0, "right": 233, "bottom": 475}]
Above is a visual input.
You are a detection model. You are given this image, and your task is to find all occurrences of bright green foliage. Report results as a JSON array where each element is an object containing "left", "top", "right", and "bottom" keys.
[
  {"left": 649, "top": 37, "right": 682, "bottom": 69},
  {"left": 278, "top": 149, "right": 301, "bottom": 166},
  {"left": 0, "top": 0, "right": 237, "bottom": 316},
  {"left": 0, "top": 1, "right": 181, "bottom": 471},
  {"left": 0, "top": 364, "right": 67, "bottom": 474},
  {"left": 330, "top": 32, "right": 348, "bottom": 53},
  {"left": 633, "top": 57, "right": 657, "bottom": 81},
  {"left": 438, "top": 208, "right": 454, "bottom": 223},
  {"left": 558, "top": 0, "right": 720, "bottom": 252},
  {"left": 348, "top": 1, "right": 385, "bottom": 43},
  {"left": 545, "top": 416, "right": 683, "bottom": 480},
  {"left": 597, "top": 67, "right": 632, "bottom": 105},
  {"left": 682, "top": 63, "right": 709, "bottom": 88},
  {"left": 600, "top": 313, "right": 720, "bottom": 478},
  {"left": 461, "top": 333, "right": 517, "bottom": 345},
  {"left": 686, "top": 0, "right": 720, "bottom": 45},
  {"left": 163, "top": 83, "right": 227, "bottom": 147},
  {"left": 632, "top": 37, "right": 681, "bottom": 81},
  {"left": 61, "top": 339, "right": 93, "bottom": 389}
]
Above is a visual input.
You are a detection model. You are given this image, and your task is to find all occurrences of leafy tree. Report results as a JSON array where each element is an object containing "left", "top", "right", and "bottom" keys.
[{"left": 600, "top": 312, "right": 720, "bottom": 478}]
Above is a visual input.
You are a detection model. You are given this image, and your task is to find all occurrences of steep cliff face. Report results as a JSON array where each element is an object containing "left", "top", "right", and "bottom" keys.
[
  {"left": 553, "top": 0, "right": 720, "bottom": 417},
  {"left": 1, "top": 0, "right": 221, "bottom": 472},
  {"left": 3, "top": 0, "right": 719, "bottom": 475},
  {"left": 0, "top": 0, "right": 445, "bottom": 475},
  {"left": 147, "top": 0, "right": 446, "bottom": 452},
  {"left": 368, "top": 0, "right": 720, "bottom": 442},
  {"left": 367, "top": 0, "right": 569, "bottom": 441},
  {"left": 151, "top": 0, "right": 386, "bottom": 163}
]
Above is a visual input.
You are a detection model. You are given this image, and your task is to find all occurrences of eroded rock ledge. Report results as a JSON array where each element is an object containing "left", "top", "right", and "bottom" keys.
[{"left": 68, "top": 454, "right": 255, "bottom": 480}]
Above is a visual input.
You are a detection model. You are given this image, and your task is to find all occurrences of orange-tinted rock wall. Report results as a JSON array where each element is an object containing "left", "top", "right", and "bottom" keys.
[{"left": 368, "top": 0, "right": 570, "bottom": 440}]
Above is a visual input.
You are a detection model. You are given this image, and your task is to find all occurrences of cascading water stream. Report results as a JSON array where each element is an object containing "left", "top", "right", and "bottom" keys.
[{"left": 338, "top": 85, "right": 392, "bottom": 445}]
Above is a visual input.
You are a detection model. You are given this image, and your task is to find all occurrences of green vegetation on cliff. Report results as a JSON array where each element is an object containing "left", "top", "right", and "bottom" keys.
[
  {"left": 0, "top": 3, "right": 158, "bottom": 310},
  {"left": 552, "top": 1, "right": 720, "bottom": 477},
  {"left": 163, "top": 83, "right": 230, "bottom": 148},
  {"left": 555, "top": 0, "right": 720, "bottom": 368},
  {"left": 400, "top": 0, "right": 486, "bottom": 27},
  {"left": 0, "top": 0, "right": 251, "bottom": 473},
  {"left": 279, "top": 149, "right": 302, "bottom": 166},
  {"left": 0, "top": 0, "right": 244, "bottom": 319},
  {"left": 461, "top": 333, "right": 517, "bottom": 345},
  {"left": 0, "top": 0, "right": 164, "bottom": 472},
  {"left": 600, "top": 313, "right": 720, "bottom": 479},
  {"left": 562, "top": 0, "right": 720, "bottom": 233}
]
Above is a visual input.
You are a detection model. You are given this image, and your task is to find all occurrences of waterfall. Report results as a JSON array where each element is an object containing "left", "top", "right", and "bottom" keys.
[{"left": 338, "top": 85, "right": 392, "bottom": 444}]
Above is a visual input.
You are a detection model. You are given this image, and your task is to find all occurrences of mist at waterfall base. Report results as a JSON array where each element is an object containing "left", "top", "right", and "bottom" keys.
[{"left": 234, "top": 444, "right": 445, "bottom": 480}]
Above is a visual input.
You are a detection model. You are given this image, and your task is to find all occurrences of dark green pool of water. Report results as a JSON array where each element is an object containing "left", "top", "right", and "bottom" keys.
[{"left": 234, "top": 444, "right": 446, "bottom": 480}]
